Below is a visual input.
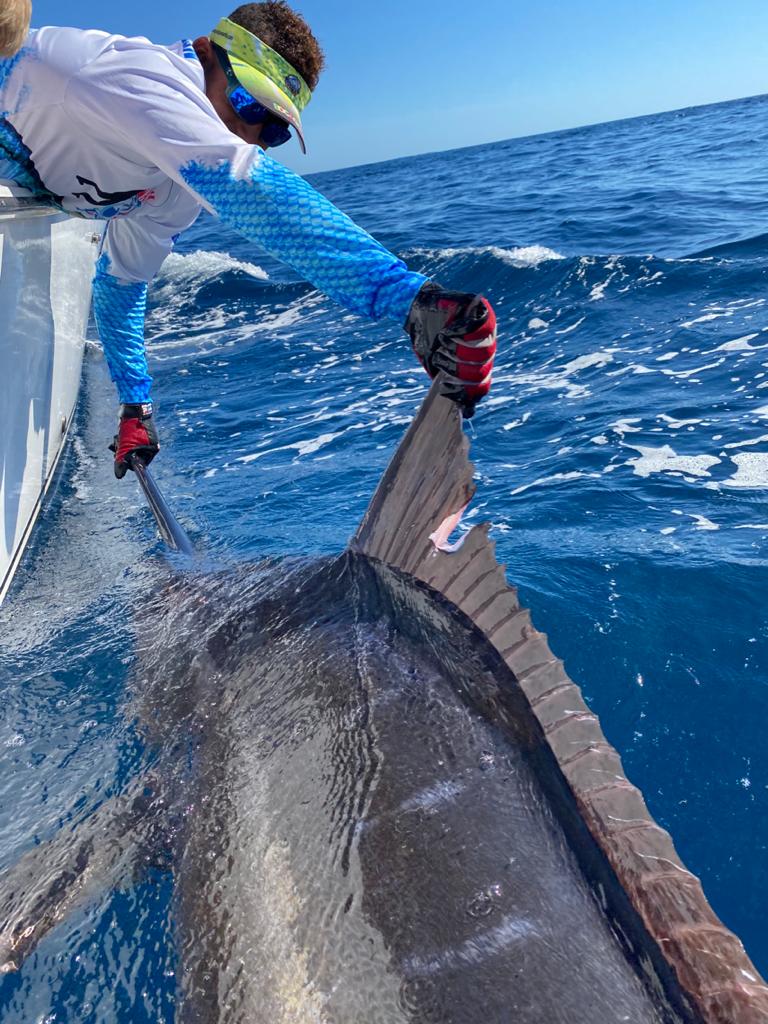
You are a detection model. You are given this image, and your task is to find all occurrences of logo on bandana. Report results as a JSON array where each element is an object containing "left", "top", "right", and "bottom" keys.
[{"left": 284, "top": 75, "right": 301, "bottom": 97}]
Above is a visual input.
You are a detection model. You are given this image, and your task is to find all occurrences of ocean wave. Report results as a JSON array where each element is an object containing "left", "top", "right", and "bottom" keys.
[
  {"left": 146, "top": 250, "right": 275, "bottom": 348},
  {"left": 421, "top": 244, "right": 565, "bottom": 267},
  {"left": 157, "top": 249, "right": 268, "bottom": 286},
  {"left": 684, "top": 230, "right": 768, "bottom": 260},
  {"left": 406, "top": 243, "right": 565, "bottom": 275}
]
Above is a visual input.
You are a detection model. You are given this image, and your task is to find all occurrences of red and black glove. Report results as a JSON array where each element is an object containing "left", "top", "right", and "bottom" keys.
[
  {"left": 404, "top": 282, "right": 497, "bottom": 418},
  {"left": 109, "top": 403, "right": 160, "bottom": 480}
]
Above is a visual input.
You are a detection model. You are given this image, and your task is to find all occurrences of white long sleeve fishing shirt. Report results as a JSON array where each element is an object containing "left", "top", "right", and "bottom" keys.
[{"left": 0, "top": 28, "right": 425, "bottom": 402}]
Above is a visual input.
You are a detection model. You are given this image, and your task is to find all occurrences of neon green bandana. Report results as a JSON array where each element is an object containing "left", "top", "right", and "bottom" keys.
[{"left": 210, "top": 17, "right": 312, "bottom": 151}]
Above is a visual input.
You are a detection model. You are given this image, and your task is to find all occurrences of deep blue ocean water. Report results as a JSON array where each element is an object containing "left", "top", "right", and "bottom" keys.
[{"left": 1, "top": 93, "right": 767, "bottom": 1019}]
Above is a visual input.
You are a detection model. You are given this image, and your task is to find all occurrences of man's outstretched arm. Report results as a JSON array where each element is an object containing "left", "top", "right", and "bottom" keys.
[
  {"left": 179, "top": 151, "right": 426, "bottom": 324},
  {"left": 177, "top": 153, "right": 496, "bottom": 415},
  {"left": 175, "top": 151, "right": 495, "bottom": 415}
]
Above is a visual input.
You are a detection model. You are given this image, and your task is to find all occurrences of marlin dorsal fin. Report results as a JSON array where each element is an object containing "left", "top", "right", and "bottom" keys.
[{"left": 351, "top": 377, "right": 768, "bottom": 1024}]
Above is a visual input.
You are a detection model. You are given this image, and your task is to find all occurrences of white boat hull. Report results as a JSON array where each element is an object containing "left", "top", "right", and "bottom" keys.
[{"left": 0, "top": 184, "right": 101, "bottom": 604}]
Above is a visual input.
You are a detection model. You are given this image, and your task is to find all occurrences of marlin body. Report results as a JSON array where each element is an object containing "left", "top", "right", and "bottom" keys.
[
  {"left": 127, "top": 559, "right": 663, "bottom": 1024},
  {"left": 0, "top": 381, "right": 766, "bottom": 1024}
]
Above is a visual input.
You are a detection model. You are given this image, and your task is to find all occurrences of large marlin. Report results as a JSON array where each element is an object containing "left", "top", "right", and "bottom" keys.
[{"left": 0, "top": 381, "right": 766, "bottom": 1023}]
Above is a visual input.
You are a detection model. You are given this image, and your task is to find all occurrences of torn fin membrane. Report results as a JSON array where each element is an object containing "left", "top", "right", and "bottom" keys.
[{"left": 429, "top": 503, "right": 469, "bottom": 552}]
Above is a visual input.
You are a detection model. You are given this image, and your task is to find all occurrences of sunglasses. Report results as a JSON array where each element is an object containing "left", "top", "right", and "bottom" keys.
[{"left": 214, "top": 45, "right": 292, "bottom": 148}]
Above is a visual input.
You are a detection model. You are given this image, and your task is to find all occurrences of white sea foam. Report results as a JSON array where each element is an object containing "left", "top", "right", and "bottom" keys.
[
  {"left": 234, "top": 419, "right": 374, "bottom": 465},
  {"left": 147, "top": 250, "right": 271, "bottom": 349},
  {"left": 528, "top": 317, "right": 549, "bottom": 330},
  {"left": 688, "top": 514, "right": 719, "bottom": 531},
  {"left": 145, "top": 250, "right": 274, "bottom": 356},
  {"left": 556, "top": 316, "right": 586, "bottom": 335},
  {"left": 722, "top": 453, "right": 768, "bottom": 489},
  {"left": 481, "top": 394, "right": 517, "bottom": 409},
  {"left": 562, "top": 351, "right": 614, "bottom": 373},
  {"left": 625, "top": 444, "right": 720, "bottom": 479},
  {"left": 723, "top": 434, "right": 768, "bottom": 450},
  {"left": 715, "top": 334, "right": 760, "bottom": 352},
  {"left": 236, "top": 431, "right": 341, "bottom": 463},
  {"left": 493, "top": 368, "right": 585, "bottom": 400},
  {"left": 658, "top": 414, "right": 702, "bottom": 429},
  {"left": 680, "top": 311, "right": 732, "bottom": 328},
  {"left": 660, "top": 359, "right": 725, "bottom": 379},
  {"left": 510, "top": 471, "right": 596, "bottom": 496},
  {"left": 496, "top": 348, "right": 617, "bottom": 403},
  {"left": 155, "top": 249, "right": 268, "bottom": 289},
  {"left": 413, "top": 244, "right": 564, "bottom": 268},
  {"left": 149, "top": 291, "right": 318, "bottom": 359},
  {"left": 502, "top": 411, "right": 532, "bottom": 431},
  {"left": 610, "top": 418, "right": 643, "bottom": 436},
  {"left": 491, "top": 244, "right": 565, "bottom": 267}
]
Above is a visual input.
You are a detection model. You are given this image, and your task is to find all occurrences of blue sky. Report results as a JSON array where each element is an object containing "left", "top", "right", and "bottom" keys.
[{"left": 32, "top": 0, "right": 768, "bottom": 173}]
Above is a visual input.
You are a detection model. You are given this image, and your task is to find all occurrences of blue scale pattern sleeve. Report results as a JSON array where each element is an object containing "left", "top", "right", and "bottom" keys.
[
  {"left": 92, "top": 255, "right": 152, "bottom": 404},
  {"left": 180, "top": 155, "right": 426, "bottom": 324}
]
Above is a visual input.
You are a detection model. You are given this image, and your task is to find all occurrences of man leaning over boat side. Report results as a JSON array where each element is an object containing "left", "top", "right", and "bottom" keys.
[
  {"left": 0, "top": 2, "right": 497, "bottom": 478},
  {"left": 0, "top": 0, "right": 30, "bottom": 58}
]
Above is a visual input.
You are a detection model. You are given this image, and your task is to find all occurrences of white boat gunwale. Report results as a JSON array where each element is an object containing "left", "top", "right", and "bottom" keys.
[
  {"left": 0, "top": 401, "right": 78, "bottom": 604},
  {"left": 0, "top": 181, "right": 101, "bottom": 606}
]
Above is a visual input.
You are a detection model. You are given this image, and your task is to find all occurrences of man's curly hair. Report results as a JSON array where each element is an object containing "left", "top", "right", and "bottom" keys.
[{"left": 228, "top": 2, "right": 325, "bottom": 91}]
